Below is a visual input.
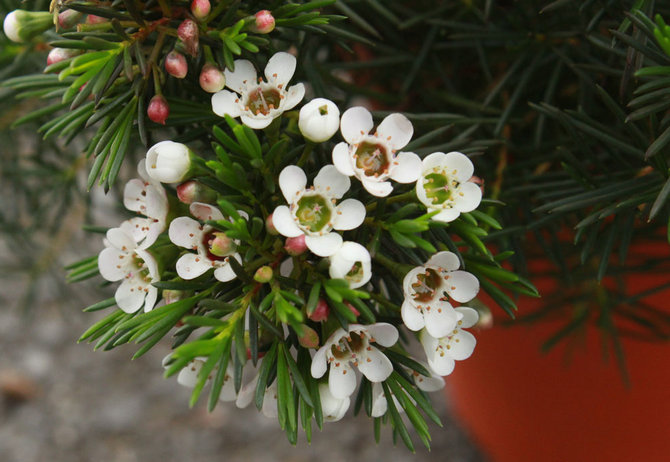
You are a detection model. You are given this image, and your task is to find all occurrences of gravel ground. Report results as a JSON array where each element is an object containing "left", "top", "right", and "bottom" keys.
[{"left": 0, "top": 257, "right": 486, "bottom": 462}]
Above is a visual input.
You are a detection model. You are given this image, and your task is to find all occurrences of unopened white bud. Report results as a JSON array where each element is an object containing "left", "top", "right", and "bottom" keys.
[{"left": 298, "top": 98, "right": 340, "bottom": 143}]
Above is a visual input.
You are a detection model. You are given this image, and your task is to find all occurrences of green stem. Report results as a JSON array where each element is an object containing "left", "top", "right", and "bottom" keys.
[
  {"left": 297, "top": 141, "right": 315, "bottom": 167},
  {"left": 366, "top": 190, "right": 416, "bottom": 212},
  {"left": 373, "top": 253, "right": 412, "bottom": 279}
]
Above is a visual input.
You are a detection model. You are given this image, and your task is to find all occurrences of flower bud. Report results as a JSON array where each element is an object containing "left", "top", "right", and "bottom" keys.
[
  {"left": 308, "top": 298, "right": 330, "bottom": 322},
  {"left": 86, "top": 14, "right": 107, "bottom": 25},
  {"left": 208, "top": 232, "right": 236, "bottom": 257},
  {"left": 146, "top": 140, "right": 193, "bottom": 183},
  {"left": 176, "top": 180, "right": 217, "bottom": 204},
  {"left": 254, "top": 266, "right": 274, "bottom": 283},
  {"left": 3, "top": 10, "right": 53, "bottom": 43},
  {"left": 165, "top": 50, "right": 188, "bottom": 79},
  {"left": 177, "top": 19, "right": 199, "bottom": 57},
  {"left": 265, "top": 214, "right": 278, "bottom": 235},
  {"left": 57, "top": 10, "right": 82, "bottom": 29},
  {"left": 297, "top": 324, "right": 320, "bottom": 349},
  {"left": 147, "top": 95, "right": 169, "bottom": 125},
  {"left": 346, "top": 302, "right": 360, "bottom": 318},
  {"left": 284, "top": 234, "right": 307, "bottom": 256},
  {"left": 46, "top": 48, "right": 78, "bottom": 66},
  {"left": 250, "top": 10, "right": 275, "bottom": 34},
  {"left": 199, "top": 63, "right": 226, "bottom": 93},
  {"left": 191, "top": 0, "right": 211, "bottom": 20},
  {"left": 163, "top": 289, "right": 188, "bottom": 305},
  {"left": 298, "top": 98, "right": 340, "bottom": 143}
]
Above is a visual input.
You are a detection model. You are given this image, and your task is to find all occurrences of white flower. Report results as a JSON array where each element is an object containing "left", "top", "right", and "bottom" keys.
[
  {"left": 146, "top": 140, "right": 193, "bottom": 184},
  {"left": 311, "top": 323, "right": 398, "bottom": 399},
  {"left": 235, "top": 364, "right": 278, "bottom": 419},
  {"left": 121, "top": 160, "right": 169, "bottom": 248},
  {"left": 168, "top": 202, "right": 242, "bottom": 282},
  {"left": 3, "top": 10, "right": 52, "bottom": 43},
  {"left": 412, "top": 363, "right": 446, "bottom": 392},
  {"left": 319, "top": 383, "right": 350, "bottom": 422},
  {"left": 175, "top": 357, "right": 237, "bottom": 402},
  {"left": 369, "top": 365, "right": 444, "bottom": 418},
  {"left": 420, "top": 307, "right": 478, "bottom": 376},
  {"left": 332, "top": 107, "right": 422, "bottom": 197},
  {"left": 298, "top": 98, "right": 340, "bottom": 142},
  {"left": 401, "top": 251, "right": 479, "bottom": 339},
  {"left": 416, "top": 152, "right": 482, "bottom": 222},
  {"left": 3, "top": 11, "right": 21, "bottom": 42},
  {"left": 328, "top": 241, "right": 372, "bottom": 289},
  {"left": 98, "top": 227, "right": 159, "bottom": 313},
  {"left": 272, "top": 165, "right": 365, "bottom": 257},
  {"left": 211, "top": 52, "right": 305, "bottom": 129}
]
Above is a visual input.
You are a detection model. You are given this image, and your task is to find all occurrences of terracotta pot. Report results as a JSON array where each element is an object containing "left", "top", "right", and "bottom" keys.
[{"left": 447, "top": 242, "right": 670, "bottom": 462}]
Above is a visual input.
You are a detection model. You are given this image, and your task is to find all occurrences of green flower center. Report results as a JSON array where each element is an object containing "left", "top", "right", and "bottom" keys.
[
  {"left": 247, "top": 87, "right": 281, "bottom": 116},
  {"left": 423, "top": 171, "right": 459, "bottom": 206},
  {"left": 331, "top": 331, "right": 365, "bottom": 359},
  {"left": 345, "top": 261, "right": 364, "bottom": 284},
  {"left": 203, "top": 230, "right": 234, "bottom": 261},
  {"left": 131, "top": 254, "right": 151, "bottom": 282},
  {"left": 354, "top": 141, "right": 390, "bottom": 177},
  {"left": 411, "top": 268, "right": 442, "bottom": 303},
  {"left": 295, "top": 194, "right": 331, "bottom": 232}
]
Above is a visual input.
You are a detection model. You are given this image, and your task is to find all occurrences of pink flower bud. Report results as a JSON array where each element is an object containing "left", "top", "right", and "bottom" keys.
[
  {"left": 176, "top": 180, "right": 217, "bottom": 204},
  {"left": 209, "top": 232, "right": 236, "bottom": 257},
  {"left": 46, "top": 48, "right": 78, "bottom": 66},
  {"left": 199, "top": 64, "right": 226, "bottom": 93},
  {"left": 147, "top": 95, "right": 169, "bottom": 125},
  {"left": 250, "top": 10, "right": 275, "bottom": 34},
  {"left": 297, "top": 324, "right": 320, "bottom": 349},
  {"left": 254, "top": 266, "right": 273, "bottom": 283},
  {"left": 308, "top": 298, "right": 330, "bottom": 322},
  {"left": 165, "top": 50, "right": 187, "bottom": 79},
  {"left": 177, "top": 19, "right": 199, "bottom": 57},
  {"left": 191, "top": 0, "right": 211, "bottom": 20},
  {"left": 265, "top": 214, "right": 278, "bottom": 235},
  {"left": 86, "top": 14, "right": 107, "bottom": 24},
  {"left": 284, "top": 235, "right": 307, "bottom": 256},
  {"left": 57, "top": 10, "right": 82, "bottom": 29}
]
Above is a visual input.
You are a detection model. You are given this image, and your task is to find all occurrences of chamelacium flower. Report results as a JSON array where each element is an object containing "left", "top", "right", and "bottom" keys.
[
  {"left": 272, "top": 165, "right": 366, "bottom": 257},
  {"left": 332, "top": 107, "right": 422, "bottom": 197},
  {"left": 319, "top": 382, "right": 350, "bottom": 422},
  {"left": 146, "top": 140, "right": 194, "bottom": 184},
  {"left": 235, "top": 366, "right": 278, "bottom": 419},
  {"left": 328, "top": 241, "right": 372, "bottom": 289},
  {"left": 168, "top": 202, "right": 242, "bottom": 282},
  {"left": 98, "top": 227, "right": 159, "bottom": 313},
  {"left": 211, "top": 51, "right": 305, "bottom": 129},
  {"left": 174, "top": 357, "right": 237, "bottom": 402},
  {"left": 311, "top": 323, "right": 399, "bottom": 399},
  {"left": 402, "top": 251, "right": 479, "bottom": 339},
  {"left": 370, "top": 366, "right": 444, "bottom": 418},
  {"left": 420, "top": 307, "right": 478, "bottom": 376},
  {"left": 121, "top": 160, "right": 169, "bottom": 248},
  {"left": 416, "top": 151, "right": 482, "bottom": 222}
]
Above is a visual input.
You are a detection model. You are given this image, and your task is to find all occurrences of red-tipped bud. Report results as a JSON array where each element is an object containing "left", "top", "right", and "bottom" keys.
[
  {"left": 284, "top": 235, "right": 307, "bottom": 256},
  {"left": 298, "top": 324, "right": 320, "bottom": 349},
  {"left": 57, "top": 10, "right": 82, "bottom": 29},
  {"left": 265, "top": 214, "right": 278, "bottom": 235},
  {"left": 177, "top": 19, "right": 199, "bottom": 57},
  {"left": 199, "top": 64, "right": 226, "bottom": 93},
  {"left": 165, "top": 50, "right": 188, "bottom": 79},
  {"left": 250, "top": 10, "right": 275, "bottom": 34},
  {"left": 308, "top": 298, "right": 330, "bottom": 322},
  {"left": 176, "top": 180, "right": 217, "bottom": 204},
  {"left": 46, "top": 48, "right": 78, "bottom": 66},
  {"left": 86, "top": 14, "right": 107, "bottom": 24},
  {"left": 191, "top": 0, "right": 211, "bottom": 20},
  {"left": 147, "top": 95, "right": 170, "bottom": 125},
  {"left": 254, "top": 266, "right": 274, "bottom": 283},
  {"left": 163, "top": 289, "right": 188, "bottom": 305}
]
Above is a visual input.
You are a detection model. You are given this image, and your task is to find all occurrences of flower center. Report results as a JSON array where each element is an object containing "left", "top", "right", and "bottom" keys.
[
  {"left": 411, "top": 268, "right": 442, "bottom": 303},
  {"left": 423, "top": 171, "right": 459, "bottom": 207},
  {"left": 295, "top": 194, "right": 331, "bottom": 232},
  {"left": 331, "top": 331, "right": 365, "bottom": 360},
  {"left": 345, "top": 261, "right": 364, "bottom": 284},
  {"left": 203, "top": 231, "right": 235, "bottom": 261},
  {"left": 354, "top": 141, "right": 390, "bottom": 177},
  {"left": 247, "top": 87, "right": 281, "bottom": 116},
  {"left": 129, "top": 254, "right": 151, "bottom": 282}
]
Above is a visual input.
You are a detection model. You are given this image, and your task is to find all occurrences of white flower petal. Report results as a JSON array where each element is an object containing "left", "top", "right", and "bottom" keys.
[
  {"left": 272, "top": 205, "right": 303, "bottom": 238},
  {"left": 365, "top": 322, "right": 399, "bottom": 347},
  {"left": 212, "top": 90, "right": 242, "bottom": 118},
  {"left": 144, "top": 185, "right": 168, "bottom": 220},
  {"left": 445, "top": 270, "right": 480, "bottom": 302},
  {"left": 136, "top": 249, "right": 159, "bottom": 280},
  {"left": 428, "top": 353, "right": 455, "bottom": 376},
  {"left": 332, "top": 199, "right": 365, "bottom": 230},
  {"left": 443, "top": 151, "right": 475, "bottom": 182},
  {"left": 304, "top": 232, "right": 343, "bottom": 257},
  {"left": 456, "top": 306, "right": 480, "bottom": 328},
  {"left": 140, "top": 221, "right": 164, "bottom": 249},
  {"left": 319, "top": 383, "right": 350, "bottom": 422},
  {"left": 432, "top": 208, "right": 461, "bottom": 222},
  {"left": 423, "top": 302, "right": 459, "bottom": 339},
  {"left": 389, "top": 152, "right": 422, "bottom": 183},
  {"left": 426, "top": 251, "right": 460, "bottom": 271},
  {"left": 328, "top": 362, "right": 357, "bottom": 399},
  {"left": 401, "top": 299, "right": 425, "bottom": 332},
  {"left": 98, "top": 247, "right": 129, "bottom": 281},
  {"left": 168, "top": 217, "right": 202, "bottom": 249},
  {"left": 236, "top": 374, "right": 258, "bottom": 408},
  {"left": 115, "top": 278, "right": 146, "bottom": 313},
  {"left": 240, "top": 114, "right": 273, "bottom": 129},
  {"left": 340, "top": 106, "right": 373, "bottom": 144},
  {"left": 314, "top": 164, "right": 350, "bottom": 199},
  {"left": 376, "top": 113, "right": 413, "bottom": 150},
  {"left": 282, "top": 83, "right": 305, "bottom": 111},
  {"left": 361, "top": 178, "right": 393, "bottom": 197},
  {"left": 357, "top": 347, "right": 393, "bottom": 382},
  {"left": 106, "top": 227, "right": 137, "bottom": 251},
  {"left": 177, "top": 359, "right": 204, "bottom": 388},
  {"left": 120, "top": 217, "right": 151, "bottom": 245},
  {"left": 449, "top": 330, "right": 477, "bottom": 361},
  {"left": 123, "top": 179, "right": 147, "bottom": 212},
  {"left": 454, "top": 182, "right": 483, "bottom": 213},
  {"left": 262, "top": 383, "right": 279, "bottom": 418},
  {"left": 213, "top": 254, "right": 240, "bottom": 282},
  {"left": 311, "top": 345, "right": 329, "bottom": 379},
  {"left": 224, "top": 59, "right": 257, "bottom": 94},
  {"left": 332, "top": 142, "right": 355, "bottom": 176},
  {"left": 143, "top": 286, "right": 158, "bottom": 313},
  {"left": 370, "top": 383, "right": 388, "bottom": 418},
  {"left": 175, "top": 253, "right": 211, "bottom": 280},
  {"left": 190, "top": 202, "right": 224, "bottom": 222},
  {"left": 422, "top": 152, "right": 446, "bottom": 171},
  {"left": 402, "top": 266, "right": 425, "bottom": 297},
  {"left": 415, "top": 368, "right": 445, "bottom": 392},
  {"left": 264, "top": 51, "right": 296, "bottom": 86},
  {"left": 279, "top": 165, "right": 307, "bottom": 203}
]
